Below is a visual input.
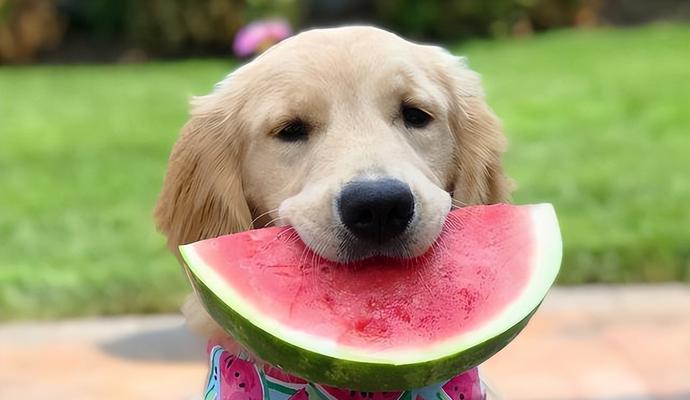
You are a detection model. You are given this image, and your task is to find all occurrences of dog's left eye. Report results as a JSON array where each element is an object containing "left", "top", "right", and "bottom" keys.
[
  {"left": 402, "top": 106, "right": 433, "bottom": 128},
  {"left": 276, "top": 119, "right": 310, "bottom": 142}
]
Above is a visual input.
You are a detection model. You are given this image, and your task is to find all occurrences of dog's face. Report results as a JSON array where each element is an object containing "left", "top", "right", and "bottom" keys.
[
  {"left": 155, "top": 26, "right": 511, "bottom": 263},
  {"left": 241, "top": 29, "right": 459, "bottom": 261}
]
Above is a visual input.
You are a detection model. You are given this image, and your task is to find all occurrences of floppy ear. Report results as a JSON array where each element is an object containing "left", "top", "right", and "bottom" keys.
[
  {"left": 154, "top": 90, "right": 252, "bottom": 254},
  {"left": 443, "top": 55, "right": 514, "bottom": 205}
]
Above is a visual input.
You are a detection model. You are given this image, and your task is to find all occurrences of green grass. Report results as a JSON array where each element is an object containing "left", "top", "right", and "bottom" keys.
[
  {"left": 1, "top": 24, "right": 688, "bottom": 320},
  {"left": 457, "top": 24, "right": 690, "bottom": 283}
]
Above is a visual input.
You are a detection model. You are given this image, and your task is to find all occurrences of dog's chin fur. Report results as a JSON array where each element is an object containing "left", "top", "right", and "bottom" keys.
[{"left": 156, "top": 26, "right": 513, "bottom": 372}]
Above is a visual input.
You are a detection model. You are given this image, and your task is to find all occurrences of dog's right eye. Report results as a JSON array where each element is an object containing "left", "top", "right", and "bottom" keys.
[
  {"left": 276, "top": 119, "right": 310, "bottom": 142},
  {"left": 402, "top": 105, "right": 433, "bottom": 129}
]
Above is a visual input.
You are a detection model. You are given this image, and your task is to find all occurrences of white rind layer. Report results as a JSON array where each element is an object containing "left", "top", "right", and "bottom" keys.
[{"left": 180, "top": 203, "right": 562, "bottom": 365}]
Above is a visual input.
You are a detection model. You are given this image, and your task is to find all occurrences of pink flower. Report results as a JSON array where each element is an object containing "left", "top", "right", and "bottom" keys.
[{"left": 233, "top": 19, "right": 292, "bottom": 57}]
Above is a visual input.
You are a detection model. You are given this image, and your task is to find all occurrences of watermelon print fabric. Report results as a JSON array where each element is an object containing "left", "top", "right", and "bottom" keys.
[{"left": 204, "top": 345, "right": 486, "bottom": 400}]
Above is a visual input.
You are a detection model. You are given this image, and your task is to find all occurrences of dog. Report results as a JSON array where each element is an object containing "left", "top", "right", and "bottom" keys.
[{"left": 155, "top": 26, "right": 511, "bottom": 398}]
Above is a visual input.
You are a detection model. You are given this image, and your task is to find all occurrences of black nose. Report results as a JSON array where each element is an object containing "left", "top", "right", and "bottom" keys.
[{"left": 337, "top": 179, "right": 415, "bottom": 243}]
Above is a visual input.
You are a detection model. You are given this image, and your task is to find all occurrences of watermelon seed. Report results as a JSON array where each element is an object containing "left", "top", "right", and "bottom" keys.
[
  {"left": 234, "top": 372, "right": 239, "bottom": 377},
  {"left": 239, "top": 383, "right": 245, "bottom": 388}
]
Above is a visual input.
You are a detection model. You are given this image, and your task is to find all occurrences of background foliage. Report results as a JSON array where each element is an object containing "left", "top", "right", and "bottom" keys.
[
  {"left": 1, "top": 24, "right": 688, "bottom": 319},
  {"left": 5, "top": 0, "right": 688, "bottom": 62}
]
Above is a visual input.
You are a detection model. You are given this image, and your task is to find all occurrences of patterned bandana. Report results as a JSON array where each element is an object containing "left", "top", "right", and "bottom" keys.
[{"left": 204, "top": 345, "right": 486, "bottom": 400}]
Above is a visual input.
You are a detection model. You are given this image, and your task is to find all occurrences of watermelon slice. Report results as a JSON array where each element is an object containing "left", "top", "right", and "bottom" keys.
[{"left": 180, "top": 204, "right": 561, "bottom": 390}]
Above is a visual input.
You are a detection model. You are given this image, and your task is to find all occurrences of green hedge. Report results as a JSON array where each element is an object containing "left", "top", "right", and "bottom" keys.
[{"left": 2, "top": 0, "right": 586, "bottom": 61}]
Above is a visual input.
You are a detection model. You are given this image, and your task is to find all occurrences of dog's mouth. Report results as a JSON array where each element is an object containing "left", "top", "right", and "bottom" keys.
[
  {"left": 331, "top": 178, "right": 456, "bottom": 262},
  {"left": 277, "top": 177, "right": 452, "bottom": 263},
  {"left": 333, "top": 223, "right": 420, "bottom": 262},
  {"left": 296, "top": 210, "right": 448, "bottom": 264},
  {"left": 297, "top": 218, "right": 446, "bottom": 264}
]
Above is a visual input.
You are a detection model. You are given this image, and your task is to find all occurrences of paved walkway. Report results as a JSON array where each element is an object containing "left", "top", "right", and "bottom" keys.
[{"left": 1, "top": 285, "right": 688, "bottom": 400}]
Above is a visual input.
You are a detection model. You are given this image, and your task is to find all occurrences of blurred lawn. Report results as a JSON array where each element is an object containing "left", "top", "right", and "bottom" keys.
[
  {"left": 462, "top": 24, "right": 690, "bottom": 284},
  {"left": 1, "top": 24, "right": 688, "bottom": 320}
]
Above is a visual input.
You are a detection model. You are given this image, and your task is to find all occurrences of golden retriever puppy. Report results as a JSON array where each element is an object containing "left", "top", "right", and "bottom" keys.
[{"left": 155, "top": 26, "right": 511, "bottom": 360}]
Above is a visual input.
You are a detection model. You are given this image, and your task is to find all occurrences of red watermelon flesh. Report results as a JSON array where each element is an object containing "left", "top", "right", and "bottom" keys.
[
  {"left": 188, "top": 205, "right": 531, "bottom": 351},
  {"left": 181, "top": 203, "right": 562, "bottom": 390}
]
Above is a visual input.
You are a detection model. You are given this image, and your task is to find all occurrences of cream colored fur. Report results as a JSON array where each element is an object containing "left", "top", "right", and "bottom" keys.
[{"left": 155, "top": 26, "right": 512, "bottom": 360}]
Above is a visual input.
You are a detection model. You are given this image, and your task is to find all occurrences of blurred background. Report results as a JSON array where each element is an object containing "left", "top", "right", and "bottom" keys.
[{"left": 0, "top": 1, "right": 688, "bottom": 399}]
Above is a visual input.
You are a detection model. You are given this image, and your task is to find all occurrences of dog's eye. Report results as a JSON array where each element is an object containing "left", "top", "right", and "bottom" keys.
[
  {"left": 277, "top": 119, "right": 309, "bottom": 142},
  {"left": 401, "top": 106, "right": 432, "bottom": 128}
]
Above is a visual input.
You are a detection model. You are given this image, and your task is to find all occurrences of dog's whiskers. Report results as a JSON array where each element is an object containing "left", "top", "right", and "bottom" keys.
[
  {"left": 250, "top": 208, "right": 280, "bottom": 227},
  {"left": 262, "top": 215, "right": 287, "bottom": 228},
  {"left": 450, "top": 198, "right": 469, "bottom": 208}
]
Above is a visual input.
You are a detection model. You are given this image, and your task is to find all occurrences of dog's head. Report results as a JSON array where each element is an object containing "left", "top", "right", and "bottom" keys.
[{"left": 155, "top": 26, "right": 511, "bottom": 262}]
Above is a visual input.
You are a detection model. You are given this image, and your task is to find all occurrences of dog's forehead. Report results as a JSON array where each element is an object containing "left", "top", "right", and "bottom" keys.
[
  {"left": 280, "top": 26, "right": 416, "bottom": 54},
  {"left": 213, "top": 27, "right": 456, "bottom": 98},
  {"left": 213, "top": 27, "right": 454, "bottom": 133},
  {"left": 247, "top": 27, "right": 439, "bottom": 81}
]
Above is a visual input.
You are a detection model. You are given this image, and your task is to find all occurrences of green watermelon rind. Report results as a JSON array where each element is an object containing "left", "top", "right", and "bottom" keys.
[
  {"left": 180, "top": 203, "right": 561, "bottom": 390},
  {"left": 190, "top": 269, "right": 537, "bottom": 390}
]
